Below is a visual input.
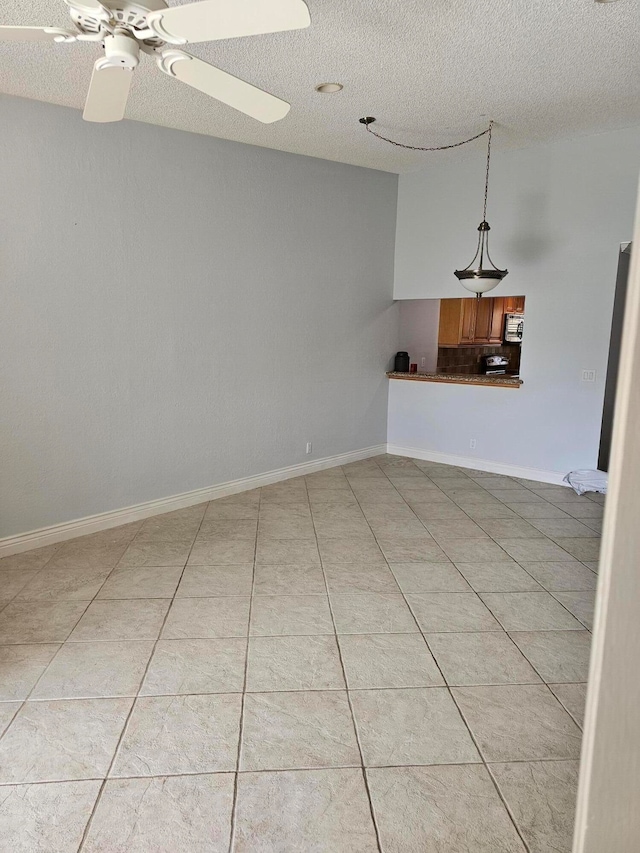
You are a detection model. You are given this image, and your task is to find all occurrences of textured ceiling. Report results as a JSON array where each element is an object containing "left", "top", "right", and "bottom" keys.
[{"left": 0, "top": 0, "right": 638, "bottom": 172}]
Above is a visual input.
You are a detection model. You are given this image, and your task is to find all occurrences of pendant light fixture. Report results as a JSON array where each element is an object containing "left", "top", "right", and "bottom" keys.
[
  {"left": 359, "top": 116, "right": 509, "bottom": 296},
  {"left": 454, "top": 120, "right": 508, "bottom": 296}
]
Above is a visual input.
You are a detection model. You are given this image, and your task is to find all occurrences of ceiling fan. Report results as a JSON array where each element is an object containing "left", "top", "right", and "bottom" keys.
[{"left": 0, "top": 0, "right": 311, "bottom": 123}]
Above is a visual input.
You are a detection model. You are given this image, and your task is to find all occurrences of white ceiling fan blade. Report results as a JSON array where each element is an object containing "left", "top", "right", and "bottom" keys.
[
  {"left": 147, "top": 0, "right": 310, "bottom": 45},
  {"left": 83, "top": 62, "right": 133, "bottom": 123},
  {"left": 157, "top": 51, "right": 290, "bottom": 123},
  {"left": 0, "top": 26, "right": 76, "bottom": 42}
]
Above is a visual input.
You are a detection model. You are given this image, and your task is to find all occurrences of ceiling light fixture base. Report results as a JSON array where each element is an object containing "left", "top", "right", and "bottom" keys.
[{"left": 315, "top": 82, "right": 343, "bottom": 93}]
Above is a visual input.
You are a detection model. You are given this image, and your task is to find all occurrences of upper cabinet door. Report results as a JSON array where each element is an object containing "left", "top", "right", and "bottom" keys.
[
  {"left": 473, "top": 297, "right": 493, "bottom": 343},
  {"left": 490, "top": 296, "right": 505, "bottom": 343},
  {"left": 460, "top": 298, "right": 477, "bottom": 343},
  {"left": 439, "top": 298, "right": 465, "bottom": 345},
  {"left": 504, "top": 296, "right": 525, "bottom": 314}
]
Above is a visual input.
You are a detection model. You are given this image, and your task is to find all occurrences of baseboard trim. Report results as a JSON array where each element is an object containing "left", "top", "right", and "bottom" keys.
[
  {"left": 386, "top": 444, "right": 569, "bottom": 486},
  {"left": 0, "top": 444, "right": 387, "bottom": 558}
]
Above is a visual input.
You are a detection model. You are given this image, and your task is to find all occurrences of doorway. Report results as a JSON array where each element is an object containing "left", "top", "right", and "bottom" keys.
[{"left": 598, "top": 243, "right": 632, "bottom": 471}]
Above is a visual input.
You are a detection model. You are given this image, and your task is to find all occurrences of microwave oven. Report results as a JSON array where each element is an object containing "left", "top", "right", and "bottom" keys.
[{"left": 504, "top": 313, "right": 524, "bottom": 343}]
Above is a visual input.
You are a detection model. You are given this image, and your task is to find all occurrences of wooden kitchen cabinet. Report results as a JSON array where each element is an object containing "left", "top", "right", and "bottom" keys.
[
  {"left": 438, "top": 297, "right": 505, "bottom": 345},
  {"left": 438, "top": 298, "right": 466, "bottom": 345},
  {"left": 460, "top": 298, "right": 476, "bottom": 343},
  {"left": 473, "top": 298, "right": 494, "bottom": 343},
  {"left": 504, "top": 296, "right": 525, "bottom": 314},
  {"left": 475, "top": 296, "right": 505, "bottom": 344},
  {"left": 490, "top": 296, "right": 506, "bottom": 342}
]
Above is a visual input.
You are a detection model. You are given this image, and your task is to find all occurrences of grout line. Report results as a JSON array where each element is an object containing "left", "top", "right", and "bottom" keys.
[
  {"left": 385, "top": 459, "right": 589, "bottom": 827},
  {"left": 227, "top": 489, "right": 260, "bottom": 853},
  {"left": 0, "top": 583, "right": 597, "bottom": 606},
  {"left": 0, "top": 623, "right": 595, "bottom": 653},
  {"left": 381, "top": 464, "right": 597, "bottom": 634},
  {"left": 0, "top": 525, "right": 145, "bottom": 624},
  {"left": 2, "top": 678, "right": 588, "bottom": 703},
  {"left": 309, "top": 474, "right": 384, "bottom": 853},
  {"left": 480, "top": 758, "right": 533, "bottom": 852},
  {"left": 0, "top": 595, "right": 97, "bottom": 746},
  {"left": 373, "top": 465, "right": 593, "bottom": 724},
  {"left": 76, "top": 507, "right": 207, "bottom": 852},
  {"left": 0, "top": 754, "right": 584, "bottom": 790},
  {"left": 338, "top": 459, "right": 482, "bottom": 846},
  {"left": 544, "top": 589, "right": 594, "bottom": 633},
  {"left": 355, "top": 457, "right": 539, "bottom": 852},
  {"left": 388, "top": 464, "right": 540, "bottom": 849},
  {"left": 0, "top": 703, "right": 20, "bottom": 740},
  {"left": 496, "top": 631, "right": 588, "bottom": 731},
  {"left": 442, "top": 687, "right": 533, "bottom": 853},
  {"left": 546, "top": 685, "right": 587, "bottom": 731}
]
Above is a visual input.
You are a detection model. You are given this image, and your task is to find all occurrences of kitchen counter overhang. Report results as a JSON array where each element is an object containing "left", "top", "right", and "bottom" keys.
[{"left": 387, "top": 371, "right": 523, "bottom": 389}]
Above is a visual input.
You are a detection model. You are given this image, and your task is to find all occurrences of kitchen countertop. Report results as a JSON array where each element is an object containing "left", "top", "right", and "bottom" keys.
[{"left": 387, "top": 371, "right": 523, "bottom": 389}]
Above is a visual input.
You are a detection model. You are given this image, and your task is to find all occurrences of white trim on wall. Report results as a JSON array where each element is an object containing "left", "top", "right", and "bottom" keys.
[
  {"left": 1, "top": 441, "right": 571, "bottom": 559},
  {"left": 0, "top": 445, "right": 386, "bottom": 558},
  {"left": 387, "top": 443, "right": 569, "bottom": 485}
]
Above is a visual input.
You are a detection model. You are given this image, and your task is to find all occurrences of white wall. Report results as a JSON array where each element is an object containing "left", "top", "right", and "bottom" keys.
[
  {"left": 390, "top": 126, "right": 640, "bottom": 477},
  {"left": 397, "top": 299, "right": 440, "bottom": 373},
  {"left": 0, "top": 95, "right": 398, "bottom": 538},
  {"left": 573, "top": 174, "right": 640, "bottom": 853}
]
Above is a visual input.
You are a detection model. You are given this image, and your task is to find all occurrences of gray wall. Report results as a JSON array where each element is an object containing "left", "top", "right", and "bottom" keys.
[
  {"left": 397, "top": 299, "right": 440, "bottom": 373},
  {"left": 390, "top": 126, "right": 640, "bottom": 476},
  {"left": 0, "top": 95, "right": 398, "bottom": 538}
]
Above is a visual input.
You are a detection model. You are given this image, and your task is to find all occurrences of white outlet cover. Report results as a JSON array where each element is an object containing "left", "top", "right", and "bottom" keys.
[{"left": 582, "top": 369, "right": 597, "bottom": 382}]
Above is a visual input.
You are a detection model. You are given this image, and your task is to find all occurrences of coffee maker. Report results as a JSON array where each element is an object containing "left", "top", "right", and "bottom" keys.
[{"left": 394, "top": 352, "right": 410, "bottom": 372}]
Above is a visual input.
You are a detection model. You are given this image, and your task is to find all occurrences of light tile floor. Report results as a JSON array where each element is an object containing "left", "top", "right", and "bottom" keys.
[{"left": 0, "top": 455, "right": 601, "bottom": 851}]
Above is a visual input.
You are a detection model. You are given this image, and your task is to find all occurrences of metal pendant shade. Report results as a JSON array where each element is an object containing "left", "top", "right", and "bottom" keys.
[{"left": 454, "top": 121, "right": 508, "bottom": 296}]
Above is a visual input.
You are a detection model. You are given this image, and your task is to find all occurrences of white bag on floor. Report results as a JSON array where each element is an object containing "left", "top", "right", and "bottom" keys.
[{"left": 563, "top": 469, "right": 608, "bottom": 495}]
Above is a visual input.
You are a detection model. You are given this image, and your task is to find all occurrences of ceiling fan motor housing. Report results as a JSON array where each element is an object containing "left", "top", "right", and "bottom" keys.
[
  {"left": 101, "top": 30, "right": 140, "bottom": 68},
  {"left": 66, "top": 0, "right": 167, "bottom": 46}
]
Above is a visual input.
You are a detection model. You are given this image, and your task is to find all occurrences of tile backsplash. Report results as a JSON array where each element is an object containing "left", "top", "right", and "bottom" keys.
[{"left": 436, "top": 344, "right": 521, "bottom": 375}]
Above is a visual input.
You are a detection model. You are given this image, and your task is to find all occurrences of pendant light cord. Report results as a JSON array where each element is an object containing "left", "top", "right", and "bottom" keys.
[
  {"left": 483, "top": 120, "right": 494, "bottom": 222},
  {"left": 359, "top": 116, "right": 492, "bottom": 153},
  {"left": 360, "top": 116, "right": 507, "bottom": 292}
]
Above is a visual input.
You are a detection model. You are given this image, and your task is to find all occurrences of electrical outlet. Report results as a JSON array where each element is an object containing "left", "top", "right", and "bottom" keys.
[
  {"left": 420, "top": 357, "right": 426, "bottom": 368},
  {"left": 306, "top": 442, "right": 313, "bottom": 455},
  {"left": 469, "top": 439, "right": 477, "bottom": 450},
  {"left": 582, "top": 369, "right": 597, "bottom": 383}
]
